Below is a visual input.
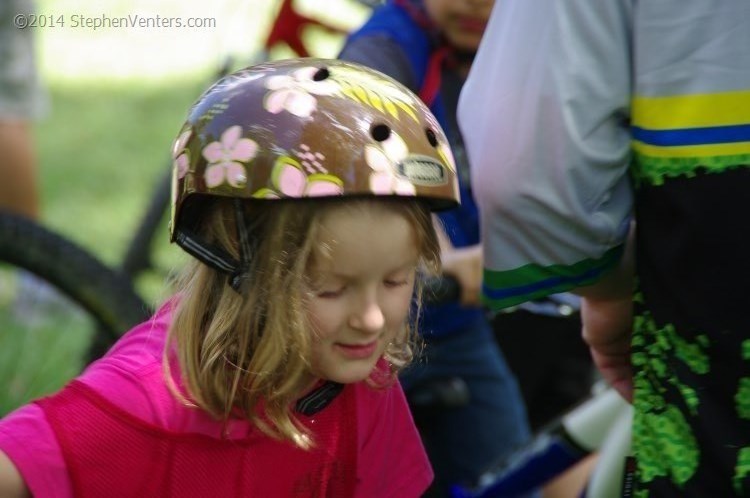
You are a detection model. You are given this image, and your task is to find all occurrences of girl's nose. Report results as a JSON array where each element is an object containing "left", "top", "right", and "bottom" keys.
[{"left": 349, "top": 299, "right": 385, "bottom": 333}]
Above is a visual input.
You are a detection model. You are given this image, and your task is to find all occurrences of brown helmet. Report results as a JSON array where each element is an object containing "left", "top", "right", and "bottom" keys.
[{"left": 169, "top": 58, "right": 460, "bottom": 286}]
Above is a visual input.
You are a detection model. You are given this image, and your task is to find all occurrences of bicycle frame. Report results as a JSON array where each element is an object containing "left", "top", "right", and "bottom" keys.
[
  {"left": 263, "top": 0, "right": 349, "bottom": 57},
  {"left": 450, "top": 387, "right": 632, "bottom": 498}
]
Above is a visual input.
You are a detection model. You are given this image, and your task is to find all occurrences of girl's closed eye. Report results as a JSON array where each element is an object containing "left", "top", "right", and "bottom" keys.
[
  {"left": 384, "top": 268, "right": 416, "bottom": 288},
  {"left": 316, "top": 285, "right": 346, "bottom": 298},
  {"left": 384, "top": 278, "right": 409, "bottom": 288}
]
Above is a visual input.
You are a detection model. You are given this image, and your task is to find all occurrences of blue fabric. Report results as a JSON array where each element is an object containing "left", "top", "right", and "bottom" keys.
[
  {"left": 349, "top": 2, "right": 484, "bottom": 338},
  {"left": 400, "top": 320, "right": 536, "bottom": 495},
  {"left": 347, "top": 2, "right": 432, "bottom": 89}
]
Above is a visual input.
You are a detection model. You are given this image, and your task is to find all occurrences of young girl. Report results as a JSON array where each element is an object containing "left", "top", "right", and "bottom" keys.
[{"left": 0, "top": 58, "right": 459, "bottom": 497}]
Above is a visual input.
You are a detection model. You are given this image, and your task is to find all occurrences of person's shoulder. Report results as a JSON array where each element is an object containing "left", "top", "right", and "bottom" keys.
[
  {"left": 340, "top": 33, "right": 407, "bottom": 64},
  {"left": 83, "top": 299, "right": 176, "bottom": 376},
  {"left": 352, "top": 362, "right": 407, "bottom": 408},
  {"left": 352, "top": 368, "right": 432, "bottom": 497},
  {"left": 71, "top": 300, "right": 188, "bottom": 428},
  {"left": 339, "top": 7, "right": 421, "bottom": 86}
]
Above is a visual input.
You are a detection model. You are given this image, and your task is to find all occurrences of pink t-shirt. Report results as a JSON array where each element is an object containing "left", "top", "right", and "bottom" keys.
[{"left": 0, "top": 302, "right": 432, "bottom": 497}]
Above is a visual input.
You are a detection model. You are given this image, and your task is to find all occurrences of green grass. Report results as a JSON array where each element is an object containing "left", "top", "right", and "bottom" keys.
[
  {"left": 0, "top": 77, "right": 203, "bottom": 415},
  {"left": 38, "top": 78, "right": 207, "bottom": 262},
  {"left": 0, "top": 308, "right": 93, "bottom": 415},
  {"left": 0, "top": 267, "right": 94, "bottom": 414},
  {"left": 1, "top": 0, "right": 368, "bottom": 415}
]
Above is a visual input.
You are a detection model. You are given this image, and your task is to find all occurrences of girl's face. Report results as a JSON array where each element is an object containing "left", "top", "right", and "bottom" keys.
[
  {"left": 423, "top": 0, "right": 495, "bottom": 52},
  {"left": 306, "top": 204, "right": 419, "bottom": 385}
]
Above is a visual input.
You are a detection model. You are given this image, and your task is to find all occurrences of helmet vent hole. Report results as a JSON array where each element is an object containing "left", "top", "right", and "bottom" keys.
[
  {"left": 371, "top": 124, "right": 391, "bottom": 142},
  {"left": 313, "top": 67, "right": 330, "bottom": 81},
  {"left": 425, "top": 128, "right": 438, "bottom": 147}
]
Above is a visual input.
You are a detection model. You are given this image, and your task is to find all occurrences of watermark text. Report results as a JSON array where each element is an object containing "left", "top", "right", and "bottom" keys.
[{"left": 14, "top": 13, "right": 217, "bottom": 30}]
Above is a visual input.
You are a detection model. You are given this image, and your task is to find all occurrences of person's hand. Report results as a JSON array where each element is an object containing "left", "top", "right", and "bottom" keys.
[
  {"left": 580, "top": 295, "right": 633, "bottom": 402},
  {"left": 441, "top": 244, "right": 483, "bottom": 307}
]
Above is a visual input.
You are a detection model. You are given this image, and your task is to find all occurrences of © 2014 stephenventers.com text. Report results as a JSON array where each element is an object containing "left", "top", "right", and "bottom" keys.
[{"left": 13, "top": 13, "right": 217, "bottom": 30}]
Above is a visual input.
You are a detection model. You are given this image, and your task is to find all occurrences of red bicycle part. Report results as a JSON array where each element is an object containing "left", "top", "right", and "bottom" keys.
[{"left": 264, "top": 0, "right": 349, "bottom": 57}]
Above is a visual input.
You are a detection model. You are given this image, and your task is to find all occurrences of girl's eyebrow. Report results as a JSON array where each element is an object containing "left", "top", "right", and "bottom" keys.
[
  {"left": 387, "top": 261, "right": 419, "bottom": 274},
  {"left": 323, "top": 261, "right": 418, "bottom": 281}
]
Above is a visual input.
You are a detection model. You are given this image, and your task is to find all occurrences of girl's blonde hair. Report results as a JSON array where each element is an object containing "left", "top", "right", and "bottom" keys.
[{"left": 164, "top": 197, "right": 440, "bottom": 447}]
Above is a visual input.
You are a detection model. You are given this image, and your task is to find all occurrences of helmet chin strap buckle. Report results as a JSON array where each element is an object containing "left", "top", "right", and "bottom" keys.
[
  {"left": 228, "top": 271, "right": 248, "bottom": 293},
  {"left": 229, "top": 199, "right": 254, "bottom": 294},
  {"left": 295, "top": 382, "right": 345, "bottom": 415}
]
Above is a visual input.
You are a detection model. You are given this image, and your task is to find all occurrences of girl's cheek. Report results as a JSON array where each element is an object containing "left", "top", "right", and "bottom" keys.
[
  {"left": 390, "top": 323, "right": 410, "bottom": 345},
  {"left": 391, "top": 294, "right": 413, "bottom": 322}
]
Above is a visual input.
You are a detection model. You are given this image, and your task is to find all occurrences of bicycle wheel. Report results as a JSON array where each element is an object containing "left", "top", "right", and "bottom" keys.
[
  {"left": 120, "top": 168, "right": 172, "bottom": 279},
  {"left": 0, "top": 212, "right": 150, "bottom": 414}
]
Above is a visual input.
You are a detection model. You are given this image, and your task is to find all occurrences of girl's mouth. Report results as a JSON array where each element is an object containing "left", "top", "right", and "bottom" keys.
[{"left": 335, "top": 341, "right": 378, "bottom": 359}]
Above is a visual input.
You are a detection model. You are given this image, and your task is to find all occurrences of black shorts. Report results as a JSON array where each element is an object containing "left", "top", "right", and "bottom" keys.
[{"left": 492, "top": 309, "right": 595, "bottom": 430}]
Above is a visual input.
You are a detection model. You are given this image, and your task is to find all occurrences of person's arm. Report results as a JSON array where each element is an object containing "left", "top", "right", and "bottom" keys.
[
  {"left": 577, "top": 224, "right": 635, "bottom": 401},
  {"left": 0, "top": 403, "right": 73, "bottom": 497},
  {"left": 458, "top": 0, "right": 634, "bottom": 310},
  {"left": 0, "top": 450, "right": 30, "bottom": 498},
  {"left": 459, "top": 0, "right": 636, "bottom": 400}
]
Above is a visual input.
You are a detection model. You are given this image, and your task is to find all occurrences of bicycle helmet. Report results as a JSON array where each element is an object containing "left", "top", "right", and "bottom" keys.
[{"left": 170, "top": 58, "right": 459, "bottom": 288}]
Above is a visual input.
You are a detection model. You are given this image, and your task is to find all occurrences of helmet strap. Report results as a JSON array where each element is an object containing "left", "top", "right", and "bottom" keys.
[
  {"left": 174, "top": 200, "right": 259, "bottom": 294},
  {"left": 175, "top": 229, "right": 239, "bottom": 276}
]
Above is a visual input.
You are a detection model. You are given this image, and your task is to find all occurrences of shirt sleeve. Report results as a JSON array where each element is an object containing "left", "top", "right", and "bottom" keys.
[
  {"left": 0, "top": 404, "right": 73, "bottom": 498},
  {"left": 355, "top": 381, "right": 433, "bottom": 497},
  {"left": 457, "top": 0, "right": 634, "bottom": 310}
]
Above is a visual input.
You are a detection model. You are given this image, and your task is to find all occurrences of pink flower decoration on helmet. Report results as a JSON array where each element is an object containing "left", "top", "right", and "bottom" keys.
[
  {"left": 252, "top": 155, "right": 344, "bottom": 199},
  {"left": 263, "top": 67, "right": 339, "bottom": 118},
  {"left": 202, "top": 125, "right": 258, "bottom": 188},
  {"left": 365, "top": 131, "right": 416, "bottom": 196}
]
